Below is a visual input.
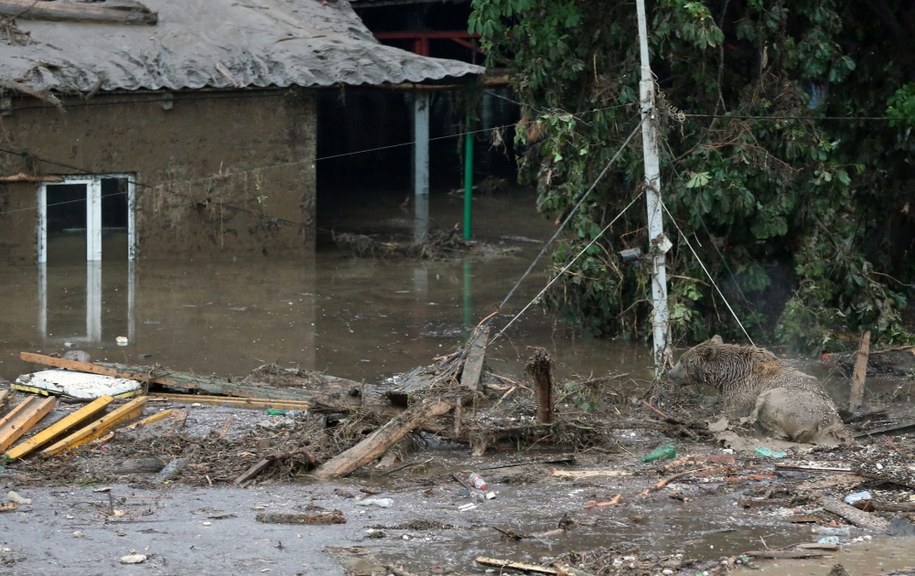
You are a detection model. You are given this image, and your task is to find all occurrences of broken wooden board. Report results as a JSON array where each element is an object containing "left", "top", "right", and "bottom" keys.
[
  {"left": 14, "top": 369, "right": 142, "bottom": 400},
  {"left": 0, "top": 396, "right": 57, "bottom": 453},
  {"left": 41, "top": 397, "right": 147, "bottom": 457},
  {"left": 460, "top": 326, "right": 489, "bottom": 391},
  {"left": 0, "top": 0, "right": 157, "bottom": 25},
  {"left": 255, "top": 510, "right": 345, "bottom": 525},
  {"left": 5, "top": 396, "right": 113, "bottom": 460},
  {"left": 384, "top": 365, "right": 437, "bottom": 408},
  {"left": 20, "top": 352, "right": 317, "bottom": 402}
]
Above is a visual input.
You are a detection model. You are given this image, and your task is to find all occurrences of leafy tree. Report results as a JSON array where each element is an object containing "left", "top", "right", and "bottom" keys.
[{"left": 470, "top": 0, "right": 915, "bottom": 353}]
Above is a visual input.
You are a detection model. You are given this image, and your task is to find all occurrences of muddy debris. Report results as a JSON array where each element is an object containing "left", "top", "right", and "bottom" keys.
[{"left": 2, "top": 336, "right": 915, "bottom": 575}]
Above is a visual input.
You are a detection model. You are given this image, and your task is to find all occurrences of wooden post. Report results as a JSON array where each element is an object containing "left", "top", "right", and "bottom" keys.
[
  {"left": 849, "top": 330, "right": 871, "bottom": 413},
  {"left": 526, "top": 348, "right": 554, "bottom": 424}
]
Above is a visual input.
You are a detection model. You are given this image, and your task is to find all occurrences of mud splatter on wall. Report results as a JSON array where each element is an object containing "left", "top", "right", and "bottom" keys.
[{"left": 0, "top": 88, "right": 316, "bottom": 262}]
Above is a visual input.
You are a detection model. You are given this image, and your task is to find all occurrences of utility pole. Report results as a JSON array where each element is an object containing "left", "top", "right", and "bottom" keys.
[{"left": 635, "top": 0, "right": 672, "bottom": 373}]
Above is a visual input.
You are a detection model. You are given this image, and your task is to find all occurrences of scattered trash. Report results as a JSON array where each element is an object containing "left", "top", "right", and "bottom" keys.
[
  {"left": 816, "top": 535, "right": 841, "bottom": 546},
  {"left": 485, "top": 491, "right": 496, "bottom": 500},
  {"left": 266, "top": 409, "right": 305, "bottom": 417},
  {"left": 844, "top": 490, "right": 872, "bottom": 506},
  {"left": 0, "top": 502, "right": 19, "bottom": 512},
  {"left": 7, "top": 491, "right": 31, "bottom": 505},
  {"left": 119, "top": 553, "right": 147, "bottom": 564},
  {"left": 641, "top": 444, "right": 676, "bottom": 463},
  {"left": 116, "top": 336, "right": 129, "bottom": 346},
  {"left": 458, "top": 503, "right": 477, "bottom": 512},
  {"left": 754, "top": 446, "right": 787, "bottom": 459},
  {"left": 356, "top": 497, "right": 393, "bottom": 508},
  {"left": 468, "top": 472, "right": 487, "bottom": 490}
]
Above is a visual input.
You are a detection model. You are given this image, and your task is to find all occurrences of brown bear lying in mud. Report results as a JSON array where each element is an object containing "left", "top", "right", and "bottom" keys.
[{"left": 667, "top": 336, "right": 851, "bottom": 444}]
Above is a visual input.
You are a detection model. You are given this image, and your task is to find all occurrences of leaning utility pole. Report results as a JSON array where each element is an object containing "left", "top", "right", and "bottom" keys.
[{"left": 635, "top": 0, "right": 673, "bottom": 373}]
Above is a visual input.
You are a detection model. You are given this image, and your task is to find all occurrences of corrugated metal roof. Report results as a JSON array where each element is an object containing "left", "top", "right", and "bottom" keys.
[{"left": 0, "top": 0, "right": 483, "bottom": 94}]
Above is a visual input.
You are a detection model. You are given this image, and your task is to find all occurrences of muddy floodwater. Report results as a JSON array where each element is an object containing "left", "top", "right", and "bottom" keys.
[{"left": 0, "top": 189, "right": 652, "bottom": 386}]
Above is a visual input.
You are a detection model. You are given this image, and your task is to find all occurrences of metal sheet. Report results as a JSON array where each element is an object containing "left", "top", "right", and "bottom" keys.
[{"left": 0, "top": 0, "right": 483, "bottom": 93}]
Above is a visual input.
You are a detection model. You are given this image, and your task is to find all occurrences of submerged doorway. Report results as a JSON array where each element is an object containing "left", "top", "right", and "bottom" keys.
[
  {"left": 36, "top": 175, "right": 136, "bottom": 346},
  {"left": 38, "top": 175, "right": 135, "bottom": 263}
]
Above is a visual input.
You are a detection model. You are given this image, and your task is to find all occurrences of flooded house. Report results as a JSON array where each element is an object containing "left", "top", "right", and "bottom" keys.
[{"left": 0, "top": 0, "right": 482, "bottom": 265}]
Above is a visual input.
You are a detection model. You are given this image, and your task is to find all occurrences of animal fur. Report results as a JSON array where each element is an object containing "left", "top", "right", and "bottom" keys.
[{"left": 667, "top": 336, "right": 850, "bottom": 443}]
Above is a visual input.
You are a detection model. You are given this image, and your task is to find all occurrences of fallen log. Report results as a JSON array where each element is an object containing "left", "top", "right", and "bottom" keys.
[
  {"left": 820, "top": 497, "right": 890, "bottom": 532},
  {"left": 20, "top": 352, "right": 335, "bottom": 404},
  {"left": 314, "top": 399, "right": 453, "bottom": 480},
  {"left": 255, "top": 510, "right": 345, "bottom": 525},
  {"left": 0, "top": 0, "right": 157, "bottom": 24}
]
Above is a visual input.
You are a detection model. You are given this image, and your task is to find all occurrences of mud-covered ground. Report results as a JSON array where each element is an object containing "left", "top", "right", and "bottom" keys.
[{"left": 2, "top": 350, "right": 914, "bottom": 576}]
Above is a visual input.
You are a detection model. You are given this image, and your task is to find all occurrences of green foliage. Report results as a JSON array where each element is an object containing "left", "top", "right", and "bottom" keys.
[
  {"left": 471, "top": 0, "right": 915, "bottom": 354},
  {"left": 887, "top": 83, "right": 915, "bottom": 127}
]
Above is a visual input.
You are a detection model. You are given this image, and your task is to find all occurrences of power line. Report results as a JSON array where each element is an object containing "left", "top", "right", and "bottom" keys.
[
  {"left": 490, "top": 115, "right": 644, "bottom": 342},
  {"left": 683, "top": 112, "right": 891, "bottom": 122}
]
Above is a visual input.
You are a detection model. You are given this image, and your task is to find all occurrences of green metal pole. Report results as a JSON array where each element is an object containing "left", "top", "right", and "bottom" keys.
[{"left": 463, "top": 116, "right": 474, "bottom": 240}]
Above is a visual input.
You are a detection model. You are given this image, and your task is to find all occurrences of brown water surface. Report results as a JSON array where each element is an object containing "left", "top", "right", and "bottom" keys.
[{"left": 0, "top": 190, "right": 653, "bottom": 384}]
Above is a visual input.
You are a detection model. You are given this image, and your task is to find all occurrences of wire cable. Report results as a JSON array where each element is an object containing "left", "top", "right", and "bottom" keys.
[{"left": 660, "top": 199, "right": 756, "bottom": 347}]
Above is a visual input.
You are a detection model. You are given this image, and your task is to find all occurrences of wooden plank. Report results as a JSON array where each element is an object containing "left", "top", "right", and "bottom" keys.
[
  {"left": 20, "top": 352, "right": 135, "bottom": 379},
  {"left": 149, "top": 393, "right": 310, "bottom": 411},
  {"left": 255, "top": 510, "right": 345, "bottom": 525},
  {"left": 5, "top": 396, "right": 112, "bottom": 460},
  {"left": 0, "top": 0, "right": 157, "bottom": 25},
  {"left": 0, "top": 397, "right": 57, "bottom": 452},
  {"left": 126, "top": 409, "right": 174, "bottom": 430},
  {"left": 820, "top": 497, "right": 890, "bottom": 532},
  {"left": 41, "top": 397, "right": 147, "bottom": 457},
  {"left": 849, "top": 330, "right": 870, "bottom": 412}
]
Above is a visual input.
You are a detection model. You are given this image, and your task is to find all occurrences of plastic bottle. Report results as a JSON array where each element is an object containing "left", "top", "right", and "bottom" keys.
[
  {"left": 641, "top": 444, "right": 676, "bottom": 463},
  {"left": 468, "top": 472, "right": 487, "bottom": 490}
]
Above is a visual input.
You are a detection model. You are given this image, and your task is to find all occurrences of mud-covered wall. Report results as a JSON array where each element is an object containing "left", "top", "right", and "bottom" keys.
[{"left": 0, "top": 89, "right": 315, "bottom": 262}]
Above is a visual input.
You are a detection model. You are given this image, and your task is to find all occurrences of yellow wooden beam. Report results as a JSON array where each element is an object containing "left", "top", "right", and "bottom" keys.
[
  {"left": 0, "top": 396, "right": 57, "bottom": 453},
  {"left": 5, "top": 396, "right": 113, "bottom": 460},
  {"left": 41, "top": 397, "right": 147, "bottom": 457},
  {"left": 126, "top": 408, "right": 174, "bottom": 430},
  {"left": 150, "top": 393, "right": 309, "bottom": 411}
]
